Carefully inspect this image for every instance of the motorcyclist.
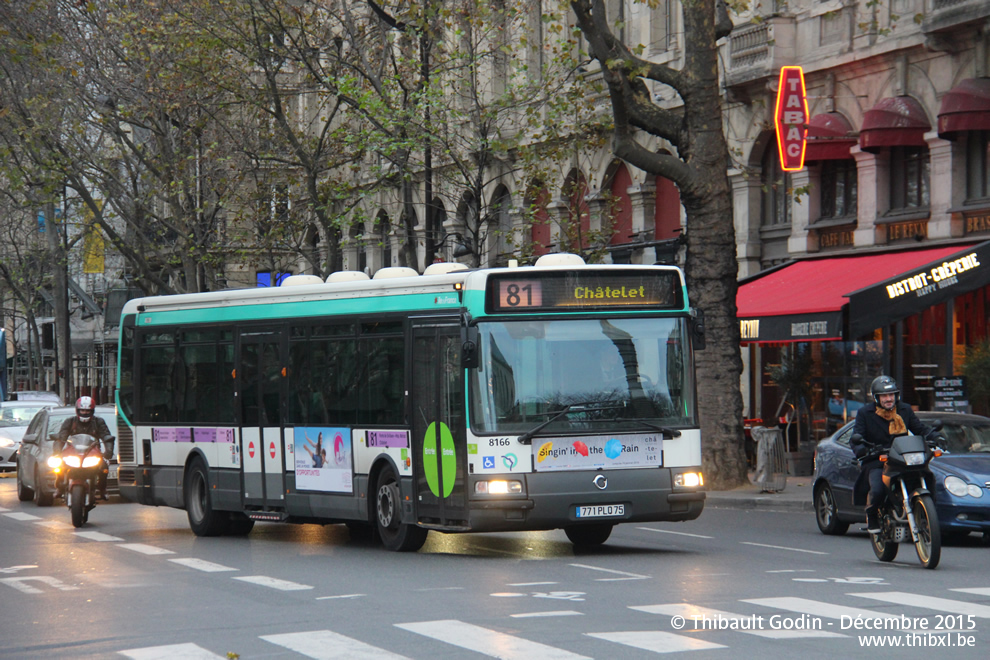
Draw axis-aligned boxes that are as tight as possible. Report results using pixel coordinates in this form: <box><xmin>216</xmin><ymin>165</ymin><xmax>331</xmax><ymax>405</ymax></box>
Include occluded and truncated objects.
<box><xmin>850</xmin><ymin>376</ymin><xmax>931</xmax><ymax>533</ymax></box>
<box><xmin>56</xmin><ymin>396</ymin><xmax>115</xmax><ymax>500</ymax></box>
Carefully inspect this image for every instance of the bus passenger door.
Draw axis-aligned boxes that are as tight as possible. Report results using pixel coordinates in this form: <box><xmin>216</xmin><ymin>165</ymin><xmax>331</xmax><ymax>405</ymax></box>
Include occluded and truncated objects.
<box><xmin>237</xmin><ymin>330</ymin><xmax>286</xmax><ymax>509</ymax></box>
<box><xmin>411</xmin><ymin>320</ymin><xmax>468</xmax><ymax>528</ymax></box>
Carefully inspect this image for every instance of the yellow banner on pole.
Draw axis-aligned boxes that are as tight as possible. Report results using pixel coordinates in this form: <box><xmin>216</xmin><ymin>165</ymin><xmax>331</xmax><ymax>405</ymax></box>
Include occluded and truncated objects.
<box><xmin>82</xmin><ymin>203</ymin><xmax>105</xmax><ymax>274</ymax></box>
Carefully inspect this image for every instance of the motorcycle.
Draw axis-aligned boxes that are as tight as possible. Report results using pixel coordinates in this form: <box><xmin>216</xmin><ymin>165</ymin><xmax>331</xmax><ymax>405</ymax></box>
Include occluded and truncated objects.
<box><xmin>49</xmin><ymin>433</ymin><xmax>108</xmax><ymax>528</ymax></box>
<box><xmin>854</xmin><ymin>425</ymin><xmax>944</xmax><ymax>569</ymax></box>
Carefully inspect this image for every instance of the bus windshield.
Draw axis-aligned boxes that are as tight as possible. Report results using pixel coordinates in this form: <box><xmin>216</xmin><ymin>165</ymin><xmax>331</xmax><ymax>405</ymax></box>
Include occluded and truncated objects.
<box><xmin>469</xmin><ymin>317</ymin><xmax>696</xmax><ymax>434</ymax></box>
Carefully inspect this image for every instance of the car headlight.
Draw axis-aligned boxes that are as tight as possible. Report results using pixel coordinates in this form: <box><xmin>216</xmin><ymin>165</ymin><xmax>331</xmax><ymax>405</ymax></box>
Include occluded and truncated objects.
<box><xmin>903</xmin><ymin>452</ymin><xmax>925</xmax><ymax>466</ymax></box>
<box><xmin>945</xmin><ymin>475</ymin><xmax>969</xmax><ymax>497</ymax></box>
<box><xmin>0</xmin><ymin>437</ymin><xmax>14</xmax><ymax>448</ymax></box>
<box><xmin>968</xmin><ymin>484</ymin><xmax>984</xmax><ymax>498</ymax></box>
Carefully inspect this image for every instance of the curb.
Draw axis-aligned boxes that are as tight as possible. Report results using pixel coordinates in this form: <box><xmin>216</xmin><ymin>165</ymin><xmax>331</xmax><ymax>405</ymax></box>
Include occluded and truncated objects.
<box><xmin>705</xmin><ymin>493</ymin><xmax>815</xmax><ymax>512</ymax></box>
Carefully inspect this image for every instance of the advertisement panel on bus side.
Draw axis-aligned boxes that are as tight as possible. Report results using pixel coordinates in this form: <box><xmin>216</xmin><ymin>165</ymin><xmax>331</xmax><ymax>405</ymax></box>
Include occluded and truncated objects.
<box><xmin>293</xmin><ymin>427</ymin><xmax>353</xmax><ymax>493</ymax></box>
<box><xmin>532</xmin><ymin>433</ymin><xmax>662</xmax><ymax>472</ymax></box>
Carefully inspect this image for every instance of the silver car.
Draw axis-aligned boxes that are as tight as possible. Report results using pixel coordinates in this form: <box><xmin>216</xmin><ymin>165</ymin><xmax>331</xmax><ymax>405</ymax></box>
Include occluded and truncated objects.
<box><xmin>16</xmin><ymin>405</ymin><xmax>118</xmax><ymax>505</ymax></box>
<box><xmin>0</xmin><ymin>401</ymin><xmax>55</xmax><ymax>472</ymax></box>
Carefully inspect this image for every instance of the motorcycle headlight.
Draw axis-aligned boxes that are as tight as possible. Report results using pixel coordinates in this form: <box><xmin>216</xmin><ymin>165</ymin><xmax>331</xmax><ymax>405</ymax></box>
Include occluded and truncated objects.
<box><xmin>945</xmin><ymin>475</ymin><xmax>969</xmax><ymax>497</ymax></box>
<box><xmin>47</xmin><ymin>456</ymin><xmax>63</xmax><ymax>469</ymax></box>
<box><xmin>62</xmin><ymin>455</ymin><xmax>82</xmax><ymax>468</ymax></box>
<box><xmin>82</xmin><ymin>455</ymin><xmax>102</xmax><ymax>468</ymax></box>
<box><xmin>903</xmin><ymin>452</ymin><xmax>925</xmax><ymax>466</ymax></box>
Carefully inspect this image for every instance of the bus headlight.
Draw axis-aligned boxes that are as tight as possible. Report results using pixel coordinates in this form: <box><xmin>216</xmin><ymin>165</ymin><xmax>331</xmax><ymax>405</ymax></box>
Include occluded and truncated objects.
<box><xmin>475</xmin><ymin>480</ymin><xmax>523</xmax><ymax>495</ymax></box>
<box><xmin>674</xmin><ymin>472</ymin><xmax>704</xmax><ymax>488</ymax></box>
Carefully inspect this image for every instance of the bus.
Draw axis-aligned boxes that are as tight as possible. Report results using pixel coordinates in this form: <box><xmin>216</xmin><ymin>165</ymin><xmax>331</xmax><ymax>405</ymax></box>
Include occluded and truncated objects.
<box><xmin>116</xmin><ymin>253</ymin><xmax>706</xmax><ymax>551</ymax></box>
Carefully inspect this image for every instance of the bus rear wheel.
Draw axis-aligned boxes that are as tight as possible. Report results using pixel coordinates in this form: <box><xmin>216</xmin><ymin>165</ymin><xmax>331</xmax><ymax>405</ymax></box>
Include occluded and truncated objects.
<box><xmin>564</xmin><ymin>523</ymin><xmax>613</xmax><ymax>548</ymax></box>
<box><xmin>185</xmin><ymin>459</ymin><xmax>229</xmax><ymax>537</ymax></box>
<box><xmin>375</xmin><ymin>464</ymin><xmax>427</xmax><ymax>552</ymax></box>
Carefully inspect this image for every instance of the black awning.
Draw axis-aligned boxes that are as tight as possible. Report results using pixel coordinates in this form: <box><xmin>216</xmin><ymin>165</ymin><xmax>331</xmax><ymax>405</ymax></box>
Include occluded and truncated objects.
<box><xmin>739</xmin><ymin>310</ymin><xmax>844</xmax><ymax>343</ymax></box>
<box><xmin>846</xmin><ymin>241</ymin><xmax>990</xmax><ymax>338</ymax></box>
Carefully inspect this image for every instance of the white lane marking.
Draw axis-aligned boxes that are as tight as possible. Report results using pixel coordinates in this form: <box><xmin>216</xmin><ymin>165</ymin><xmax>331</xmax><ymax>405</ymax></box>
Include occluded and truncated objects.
<box><xmin>315</xmin><ymin>594</ymin><xmax>365</xmax><ymax>600</ymax></box>
<box><xmin>74</xmin><ymin>531</ymin><xmax>124</xmax><ymax>542</ymax></box>
<box><xmin>168</xmin><ymin>558</ymin><xmax>237</xmax><ymax>573</ymax></box>
<box><xmin>767</xmin><ymin>569</ymin><xmax>816</xmax><ymax>574</ymax></box>
<box><xmin>632</xmin><ymin>603</ymin><xmax>845</xmax><ymax>639</ymax></box>
<box><xmin>509</xmin><ymin>581</ymin><xmax>558</xmax><ymax>586</ymax></box>
<box><xmin>586</xmin><ymin>631</ymin><xmax>726</xmax><ymax>653</ymax></box>
<box><xmin>511</xmin><ymin>610</ymin><xmax>584</xmax><ymax>618</ymax></box>
<box><xmin>3</xmin><ymin>512</ymin><xmax>42</xmax><ymax>521</ymax></box>
<box><xmin>35</xmin><ymin>520</ymin><xmax>74</xmax><ymax>530</ymax></box>
<box><xmin>850</xmin><ymin>591</ymin><xmax>990</xmax><ymax>618</ymax></box>
<box><xmin>233</xmin><ymin>575</ymin><xmax>313</xmax><ymax>591</ymax></box>
<box><xmin>0</xmin><ymin>506</ymin><xmax>9</xmax><ymax>512</ymax></box>
<box><xmin>262</xmin><ymin>630</ymin><xmax>411</xmax><ymax>659</ymax></box>
<box><xmin>570</xmin><ymin>563</ymin><xmax>650</xmax><ymax>580</ymax></box>
<box><xmin>952</xmin><ymin>588</ymin><xmax>990</xmax><ymax>596</ymax></box>
<box><xmin>397</xmin><ymin>620</ymin><xmax>592</xmax><ymax>660</ymax></box>
<box><xmin>119</xmin><ymin>543</ymin><xmax>175</xmax><ymax>556</ymax></box>
<box><xmin>740</xmin><ymin>541</ymin><xmax>828</xmax><ymax>555</ymax></box>
<box><xmin>743</xmin><ymin>597</ymin><xmax>900</xmax><ymax>620</ymax></box>
<box><xmin>637</xmin><ymin>527</ymin><xmax>714</xmax><ymax>539</ymax></box>
<box><xmin>0</xmin><ymin>576</ymin><xmax>80</xmax><ymax>594</ymax></box>
<box><xmin>119</xmin><ymin>642</ymin><xmax>224</xmax><ymax>659</ymax></box>
<box><xmin>0</xmin><ymin>565</ymin><xmax>38</xmax><ymax>574</ymax></box>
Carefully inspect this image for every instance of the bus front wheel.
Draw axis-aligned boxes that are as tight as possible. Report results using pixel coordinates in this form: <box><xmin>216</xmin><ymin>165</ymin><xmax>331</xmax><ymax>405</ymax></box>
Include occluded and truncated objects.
<box><xmin>185</xmin><ymin>459</ymin><xmax>229</xmax><ymax>537</ymax></box>
<box><xmin>564</xmin><ymin>523</ymin><xmax>613</xmax><ymax>548</ymax></box>
<box><xmin>375</xmin><ymin>464</ymin><xmax>427</xmax><ymax>552</ymax></box>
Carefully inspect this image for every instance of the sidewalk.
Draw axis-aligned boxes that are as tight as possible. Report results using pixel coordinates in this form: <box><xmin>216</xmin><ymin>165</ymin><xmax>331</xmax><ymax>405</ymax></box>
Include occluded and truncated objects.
<box><xmin>705</xmin><ymin>471</ymin><xmax>815</xmax><ymax>512</ymax></box>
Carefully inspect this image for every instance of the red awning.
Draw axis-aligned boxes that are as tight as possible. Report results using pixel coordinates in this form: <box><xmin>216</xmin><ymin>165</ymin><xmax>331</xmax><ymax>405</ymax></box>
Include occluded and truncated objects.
<box><xmin>804</xmin><ymin>112</ymin><xmax>857</xmax><ymax>161</ymax></box>
<box><xmin>938</xmin><ymin>77</ymin><xmax>990</xmax><ymax>138</ymax></box>
<box><xmin>859</xmin><ymin>96</ymin><xmax>931</xmax><ymax>152</ymax></box>
<box><xmin>737</xmin><ymin>245</ymin><xmax>974</xmax><ymax>342</ymax></box>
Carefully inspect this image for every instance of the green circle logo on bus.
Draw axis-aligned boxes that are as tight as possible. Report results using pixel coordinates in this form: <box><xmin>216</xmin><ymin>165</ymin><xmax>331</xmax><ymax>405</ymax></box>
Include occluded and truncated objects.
<box><xmin>423</xmin><ymin>421</ymin><xmax>456</xmax><ymax>498</ymax></box>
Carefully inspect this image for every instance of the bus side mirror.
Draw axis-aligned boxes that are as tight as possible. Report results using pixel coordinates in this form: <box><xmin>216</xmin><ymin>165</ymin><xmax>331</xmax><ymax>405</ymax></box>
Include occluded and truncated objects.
<box><xmin>691</xmin><ymin>308</ymin><xmax>706</xmax><ymax>350</ymax></box>
<box><xmin>462</xmin><ymin>325</ymin><xmax>479</xmax><ymax>369</ymax></box>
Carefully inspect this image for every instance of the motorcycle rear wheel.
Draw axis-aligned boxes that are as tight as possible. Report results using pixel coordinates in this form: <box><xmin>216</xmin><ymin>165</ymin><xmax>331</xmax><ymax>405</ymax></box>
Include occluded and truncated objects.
<box><xmin>913</xmin><ymin>494</ymin><xmax>941</xmax><ymax>569</ymax></box>
<box><xmin>870</xmin><ymin>511</ymin><xmax>898</xmax><ymax>562</ymax></box>
<box><xmin>70</xmin><ymin>484</ymin><xmax>86</xmax><ymax>528</ymax></box>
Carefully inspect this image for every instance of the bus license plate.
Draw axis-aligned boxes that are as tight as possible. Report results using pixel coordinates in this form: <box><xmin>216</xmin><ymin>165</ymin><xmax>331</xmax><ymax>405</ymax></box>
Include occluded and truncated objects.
<box><xmin>576</xmin><ymin>504</ymin><xmax>624</xmax><ymax>518</ymax></box>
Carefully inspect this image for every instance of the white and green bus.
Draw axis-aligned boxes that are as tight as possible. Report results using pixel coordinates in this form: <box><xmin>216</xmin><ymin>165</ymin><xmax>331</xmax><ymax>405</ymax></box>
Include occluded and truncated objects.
<box><xmin>116</xmin><ymin>253</ymin><xmax>706</xmax><ymax>551</ymax></box>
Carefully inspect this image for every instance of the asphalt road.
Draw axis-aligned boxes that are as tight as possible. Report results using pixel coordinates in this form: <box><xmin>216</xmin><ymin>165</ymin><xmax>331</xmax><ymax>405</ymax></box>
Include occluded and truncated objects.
<box><xmin>2</xmin><ymin>473</ymin><xmax>990</xmax><ymax>659</ymax></box>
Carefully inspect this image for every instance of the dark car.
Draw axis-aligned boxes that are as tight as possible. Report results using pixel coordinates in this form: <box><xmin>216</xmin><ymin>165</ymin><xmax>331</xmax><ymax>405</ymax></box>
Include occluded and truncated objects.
<box><xmin>15</xmin><ymin>405</ymin><xmax>118</xmax><ymax>506</ymax></box>
<box><xmin>813</xmin><ymin>411</ymin><xmax>990</xmax><ymax>540</ymax></box>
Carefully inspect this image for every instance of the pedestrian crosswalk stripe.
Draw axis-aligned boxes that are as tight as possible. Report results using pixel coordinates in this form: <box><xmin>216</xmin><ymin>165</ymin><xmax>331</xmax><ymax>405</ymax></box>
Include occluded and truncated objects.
<box><xmin>3</xmin><ymin>512</ymin><xmax>42</xmax><ymax>521</ymax></box>
<box><xmin>35</xmin><ymin>520</ymin><xmax>73</xmax><ymax>530</ymax></box>
<box><xmin>119</xmin><ymin>642</ymin><xmax>224</xmax><ymax>659</ymax></box>
<box><xmin>119</xmin><ymin>543</ymin><xmax>174</xmax><ymax>556</ymax></box>
<box><xmin>586</xmin><ymin>631</ymin><xmax>727</xmax><ymax>653</ymax></box>
<box><xmin>951</xmin><ymin>587</ymin><xmax>990</xmax><ymax>597</ymax></box>
<box><xmin>74</xmin><ymin>531</ymin><xmax>123</xmax><ymax>542</ymax></box>
<box><xmin>396</xmin><ymin>619</ymin><xmax>591</xmax><ymax>660</ymax></box>
<box><xmin>850</xmin><ymin>591</ymin><xmax>990</xmax><ymax>618</ymax></box>
<box><xmin>632</xmin><ymin>603</ymin><xmax>845</xmax><ymax>639</ymax></box>
<box><xmin>169</xmin><ymin>558</ymin><xmax>237</xmax><ymax>573</ymax></box>
<box><xmin>261</xmin><ymin>630</ymin><xmax>411</xmax><ymax>659</ymax></box>
<box><xmin>743</xmin><ymin>597</ymin><xmax>900</xmax><ymax>621</ymax></box>
<box><xmin>234</xmin><ymin>575</ymin><xmax>313</xmax><ymax>591</ymax></box>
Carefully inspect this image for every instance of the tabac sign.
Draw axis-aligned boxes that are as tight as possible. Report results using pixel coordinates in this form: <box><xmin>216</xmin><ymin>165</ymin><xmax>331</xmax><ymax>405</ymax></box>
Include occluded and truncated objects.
<box><xmin>774</xmin><ymin>66</ymin><xmax>809</xmax><ymax>172</ymax></box>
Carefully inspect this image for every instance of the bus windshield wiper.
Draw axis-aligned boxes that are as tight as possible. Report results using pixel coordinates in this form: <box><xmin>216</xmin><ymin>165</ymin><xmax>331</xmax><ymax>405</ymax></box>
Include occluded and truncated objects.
<box><xmin>620</xmin><ymin>419</ymin><xmax>682</xmax><ymax>439</ymax></box>
<box><xmin>516</xmin><ymin>401</ymin><xmax>621</xmax><ymax>445</ymax></box>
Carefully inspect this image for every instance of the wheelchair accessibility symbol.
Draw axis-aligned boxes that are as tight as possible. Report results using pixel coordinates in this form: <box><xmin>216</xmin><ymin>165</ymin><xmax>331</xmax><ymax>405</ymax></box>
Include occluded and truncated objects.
<box><xmin>482</xmin><ymin>456</ymin><xmax>495</xmax><ymax>469</ymax></box>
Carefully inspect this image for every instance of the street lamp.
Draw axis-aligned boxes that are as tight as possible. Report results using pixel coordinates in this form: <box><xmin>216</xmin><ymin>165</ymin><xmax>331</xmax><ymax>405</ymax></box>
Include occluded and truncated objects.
<box><xmin>435</xmin><ymin>232</ymin><xmax>472</xmax><ymax>261</ymax></box>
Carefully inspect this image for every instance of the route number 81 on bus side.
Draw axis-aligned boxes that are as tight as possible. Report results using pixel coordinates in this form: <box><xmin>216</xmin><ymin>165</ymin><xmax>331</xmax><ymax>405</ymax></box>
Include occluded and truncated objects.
<box><xmin>115</xmin><ymin>253</ymin><xmax>706</xmax><ymax>551</ymax></box>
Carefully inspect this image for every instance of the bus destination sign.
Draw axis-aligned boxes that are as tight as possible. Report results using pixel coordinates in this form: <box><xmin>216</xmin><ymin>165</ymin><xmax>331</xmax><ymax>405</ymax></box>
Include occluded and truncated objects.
<box><xmin>488</xmin><ymin>271</ymin><xmax>681</xmax><ymax>312</ymax></box>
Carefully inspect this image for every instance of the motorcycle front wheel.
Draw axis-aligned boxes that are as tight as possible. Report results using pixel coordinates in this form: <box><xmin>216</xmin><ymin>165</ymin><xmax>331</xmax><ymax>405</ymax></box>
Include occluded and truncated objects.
<box><xmin>913</xmin><ymin>494</ymin><xmax>941</xmax><ymax>569</ymax></box>
<box><xmin>70</xmin><ymin>484</ymin><xmax>86</xmax><ymax>528</ymax></box>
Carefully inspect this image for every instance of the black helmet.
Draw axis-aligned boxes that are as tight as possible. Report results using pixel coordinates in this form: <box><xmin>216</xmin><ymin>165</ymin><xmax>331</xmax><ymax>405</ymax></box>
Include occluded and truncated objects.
<box><xmin>870</xmin><ymin>376</ymin><xmax>899</xmax><ymax>405</ymax></box>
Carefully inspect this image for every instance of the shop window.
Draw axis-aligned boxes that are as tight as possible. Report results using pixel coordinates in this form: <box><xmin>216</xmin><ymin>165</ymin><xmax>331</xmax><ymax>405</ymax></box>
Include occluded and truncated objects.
<box><xmin>820</xmin><ymin>159</ymin><xmax>857</xmax><ymax>220</ymax></box>
<box><xmin>965</xmin><ymin>131</ymin><xmax>990</xmax><ymax>203</ymax></box>
<box><xmin>761</xmin><ymin>141</ymin><xmax>791</xmax><ymax>227</ymax></box>
<box><xmin>889</xmin><ymin>146</ymin><xmax>930</xmax><ymax>212</ymax></box>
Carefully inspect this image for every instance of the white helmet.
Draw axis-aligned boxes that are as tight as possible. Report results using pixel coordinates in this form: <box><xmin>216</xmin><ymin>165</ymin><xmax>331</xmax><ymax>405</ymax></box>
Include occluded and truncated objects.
<box><xmin>75</xmin><ymin>396</ymin><xmax>95</xmax><ymax>422</ymax></box>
